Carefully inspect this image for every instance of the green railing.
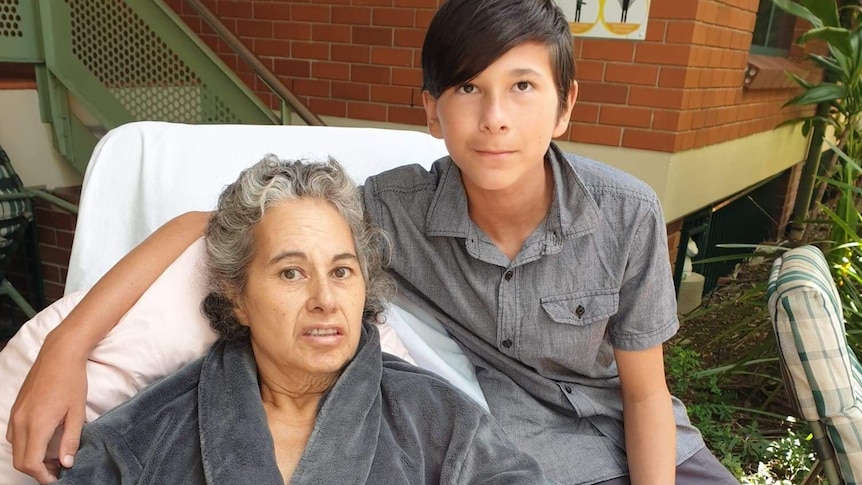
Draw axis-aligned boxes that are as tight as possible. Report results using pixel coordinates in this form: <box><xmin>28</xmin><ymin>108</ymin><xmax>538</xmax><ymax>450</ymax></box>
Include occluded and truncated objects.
<box><xmin>0</xmin><ymin>0</ymin><xmax>319</xmax><ymax>173</ymax></box>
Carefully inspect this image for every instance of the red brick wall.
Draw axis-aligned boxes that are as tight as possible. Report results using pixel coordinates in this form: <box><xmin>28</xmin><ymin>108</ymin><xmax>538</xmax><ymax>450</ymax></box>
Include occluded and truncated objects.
<box><xmin>576</xmin><ymin>0</ymin><xmax>812</xmax><ymax>152</ymax></box>
<box><xmin>34</xmin><ymin>191</ymin><xmax>78</xmax><ymax>304</ymax></box>
<box><xmin>167</xmin><ymin>0</ymin><xmax>438</xmax><ymax>126</ymax></box>
<box><xmin>166</xmin><ymin>0</ymin><xmax>814</xmax><ymax>153</ymax></box>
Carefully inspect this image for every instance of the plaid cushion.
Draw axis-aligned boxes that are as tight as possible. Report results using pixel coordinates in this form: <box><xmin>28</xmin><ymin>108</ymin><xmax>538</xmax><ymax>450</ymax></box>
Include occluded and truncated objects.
<box><xmin>767</xmin><ymin>245</ymin><xmax>862</xmax><ymax>484</ymax></box>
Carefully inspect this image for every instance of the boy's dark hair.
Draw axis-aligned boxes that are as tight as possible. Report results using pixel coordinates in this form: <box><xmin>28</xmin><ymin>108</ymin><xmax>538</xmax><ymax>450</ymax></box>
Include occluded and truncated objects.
<box><xmin>421</xmin><ymin>0</ymin><xmax>576</xmax><ymax>114</ymax></box>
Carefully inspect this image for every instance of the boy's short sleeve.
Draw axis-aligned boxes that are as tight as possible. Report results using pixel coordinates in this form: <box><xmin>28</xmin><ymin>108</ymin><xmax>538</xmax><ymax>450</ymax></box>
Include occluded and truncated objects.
<box><xmin>607</xmin><ymin>198</ymin><xmax>679</xmax><ymax>351</ymax></box>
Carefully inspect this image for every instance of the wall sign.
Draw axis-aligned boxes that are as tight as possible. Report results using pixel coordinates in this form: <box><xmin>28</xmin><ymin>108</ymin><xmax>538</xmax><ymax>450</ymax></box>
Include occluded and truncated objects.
<box><xmin>556</xmin><ymin>0</ymin><xmax>651</xmax><ymax>40</ymax></box>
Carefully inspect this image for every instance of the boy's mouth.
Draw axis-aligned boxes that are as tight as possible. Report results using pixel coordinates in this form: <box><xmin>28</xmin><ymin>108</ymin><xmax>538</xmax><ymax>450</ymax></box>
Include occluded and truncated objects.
<box><xmin>475</xmin><ymin>149</ymin><xmax>515</xmax><ymax>156</ymax></box>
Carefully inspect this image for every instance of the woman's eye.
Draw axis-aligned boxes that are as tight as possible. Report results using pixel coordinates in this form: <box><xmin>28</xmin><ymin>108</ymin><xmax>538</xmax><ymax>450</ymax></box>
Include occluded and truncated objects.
<box><xmin>457</xmin><ymin>84</ymin><xmax>475</xmax><ymax>94</ymax></box>
<box><xmin>515</xmin><ymin>81</ymin><xmax>531</xmax><ymax>91</ymax></box>
<box><xmin>281</xmin><ymin>268</ymin><xmax>301</xmax><ymax>280</ymax></box>
<box><xmin>332</xmin><ymin>267</ymin><xmax>354</xmax><ymax>279</ymax></box>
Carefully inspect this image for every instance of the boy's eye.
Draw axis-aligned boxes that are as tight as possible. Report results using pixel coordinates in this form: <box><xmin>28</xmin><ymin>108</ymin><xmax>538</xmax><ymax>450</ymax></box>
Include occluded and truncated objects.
<box><xmin>515</xmin><ymin>81</ymin><xmax>531</xmax><ymax>91</ymax></box>
<box><xmin>332</xmin><ymin>267</ymin><xmax>354</xmax><ymax>279</ymax></box>
<box><xmin>457</xmin><ymin>84</ymin><xmax>475</xmax><ymax>94</ymax></box>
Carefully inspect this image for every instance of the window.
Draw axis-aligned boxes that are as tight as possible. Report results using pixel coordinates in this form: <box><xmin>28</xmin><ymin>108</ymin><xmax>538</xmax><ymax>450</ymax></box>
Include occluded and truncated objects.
<box><xmin>750</xmin><ymin>0</ymin><xmax>797</xmax><ymax>56</ymax></box>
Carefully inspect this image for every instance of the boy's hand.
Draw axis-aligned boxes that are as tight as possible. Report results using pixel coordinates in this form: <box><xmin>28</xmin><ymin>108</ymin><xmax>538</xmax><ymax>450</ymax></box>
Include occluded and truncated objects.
<box><xmin>7</xmin><ymin>335</ymin><xmax>88</xmax><ymax>484</ymax></box>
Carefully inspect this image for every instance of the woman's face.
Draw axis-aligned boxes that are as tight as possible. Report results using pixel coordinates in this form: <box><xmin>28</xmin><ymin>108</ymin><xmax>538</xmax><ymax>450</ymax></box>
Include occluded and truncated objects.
<box><xmin>234</xmin><ymin>198</ymin><xmax>366</xmax><ymax>382</ymax></box>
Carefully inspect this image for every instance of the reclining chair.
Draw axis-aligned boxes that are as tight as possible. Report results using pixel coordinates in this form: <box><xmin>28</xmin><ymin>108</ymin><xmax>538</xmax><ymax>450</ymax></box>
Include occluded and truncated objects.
<box><xmin>0</xmin><ymin>121</ymin><xmax>490</xmax><ymax>484</ymax></box>
<box><xmin>767</xmin><ymin>245</ymin><xmax>862</xmax><ymax>485</ymax></box>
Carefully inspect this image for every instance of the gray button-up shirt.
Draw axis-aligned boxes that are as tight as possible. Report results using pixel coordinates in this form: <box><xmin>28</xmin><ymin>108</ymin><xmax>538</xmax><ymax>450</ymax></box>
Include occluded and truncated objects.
<box><xmin>363</xmin><ymin>144</ymin><xmax>705</xmax><ymax>484</ymax></box>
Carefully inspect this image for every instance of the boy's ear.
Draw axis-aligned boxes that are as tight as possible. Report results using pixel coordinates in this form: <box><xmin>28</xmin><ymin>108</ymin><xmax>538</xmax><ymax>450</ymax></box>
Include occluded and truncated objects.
<box><xmin>422</xmin><ymin>91</ymin><xmax>444</xmax><ymax>139</ymax></box>
<box><xmin>553</xmin><ymin>81</ymin><xmax>579</xmax><ymax>138</ymax></box>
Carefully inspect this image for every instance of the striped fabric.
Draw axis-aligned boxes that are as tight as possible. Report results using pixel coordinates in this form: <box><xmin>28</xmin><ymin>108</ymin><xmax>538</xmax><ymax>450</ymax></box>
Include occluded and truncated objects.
<box><xmin>767</xmin><ymin>245</ymin><xmax>862</xmax><ymax>484</ymax></box>
<box><xmin>0</xmin><ymin>148</ymin><xmax>29</xmax><ymax>246</ymax></box>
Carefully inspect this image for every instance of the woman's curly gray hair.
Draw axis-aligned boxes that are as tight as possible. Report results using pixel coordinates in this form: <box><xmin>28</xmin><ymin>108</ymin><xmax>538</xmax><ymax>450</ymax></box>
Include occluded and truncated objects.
<box><xmin>201</xmin><ymin>155</ymin><xmax>393</xmax><ymax>341</ymax></box>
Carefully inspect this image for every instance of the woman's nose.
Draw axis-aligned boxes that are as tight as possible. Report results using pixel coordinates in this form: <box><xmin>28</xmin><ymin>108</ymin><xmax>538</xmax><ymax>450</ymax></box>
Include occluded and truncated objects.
<box><xmin>307</xmin><ymin>278</ymin><xmax>336</xmax><ymax>313</ymax></box>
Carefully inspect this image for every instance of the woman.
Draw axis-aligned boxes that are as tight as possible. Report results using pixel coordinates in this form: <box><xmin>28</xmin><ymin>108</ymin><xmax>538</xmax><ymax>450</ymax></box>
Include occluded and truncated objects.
<box><xmin>54</xmin><ymin>156</ymin><xmax>549</xmax><ymax>484</ymax></box>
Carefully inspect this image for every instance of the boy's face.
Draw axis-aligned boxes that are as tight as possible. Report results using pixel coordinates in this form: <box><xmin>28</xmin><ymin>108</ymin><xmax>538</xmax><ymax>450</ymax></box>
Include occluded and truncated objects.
<box><xmin>423</xmin><ymin>42</ymin><xmax>576</xmax><ymax>195</ymax></box>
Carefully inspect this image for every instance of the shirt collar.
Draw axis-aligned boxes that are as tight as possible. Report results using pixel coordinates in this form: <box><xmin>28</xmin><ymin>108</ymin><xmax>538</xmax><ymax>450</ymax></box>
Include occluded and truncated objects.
<box><xmin>425</xmin><ymin>143</ymin><xmax>601</xmax><ymax>242</ymax></box>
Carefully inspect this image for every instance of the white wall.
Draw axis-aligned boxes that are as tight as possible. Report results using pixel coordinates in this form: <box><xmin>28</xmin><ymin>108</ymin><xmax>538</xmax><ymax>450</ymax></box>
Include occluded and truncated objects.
<box><xmin>0</xmin><ymin>89</ymin><xmax>84</xmax><ymax>189</ymax></box>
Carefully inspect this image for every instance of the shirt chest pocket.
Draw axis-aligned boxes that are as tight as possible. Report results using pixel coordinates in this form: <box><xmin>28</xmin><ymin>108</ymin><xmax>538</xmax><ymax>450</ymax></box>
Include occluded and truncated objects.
<box><xmin>540</xmin><ymin>289</ymin><xmax>620</xmax><ymax>326</ymax></box>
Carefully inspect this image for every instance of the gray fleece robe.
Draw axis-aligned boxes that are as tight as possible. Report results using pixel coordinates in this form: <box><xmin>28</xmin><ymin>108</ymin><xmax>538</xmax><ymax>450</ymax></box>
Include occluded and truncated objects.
<box><xmin>56</xmin><ymin>323</ymin><xmax>551</xmax><ymax>484</ymax></box>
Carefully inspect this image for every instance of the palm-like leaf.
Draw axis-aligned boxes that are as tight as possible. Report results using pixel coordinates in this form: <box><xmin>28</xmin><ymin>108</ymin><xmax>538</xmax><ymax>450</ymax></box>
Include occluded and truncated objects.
<box><xmin>783</xmin><ymin>82</ymin><xmax>847</xmax><ymax>107</ymax></box>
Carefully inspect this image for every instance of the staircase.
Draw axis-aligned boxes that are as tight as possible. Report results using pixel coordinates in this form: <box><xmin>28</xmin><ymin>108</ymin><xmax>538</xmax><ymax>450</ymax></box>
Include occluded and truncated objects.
<box><xmin>0</xmin><ymin>0</ymin><xmax>318</xmax><ymax>173</ymax></box>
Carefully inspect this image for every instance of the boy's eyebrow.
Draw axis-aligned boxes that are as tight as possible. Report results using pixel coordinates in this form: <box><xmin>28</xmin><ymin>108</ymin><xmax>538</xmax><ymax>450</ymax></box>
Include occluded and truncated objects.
<box><xmin>509</xmin><ymin>68</ymin><xmax>543</xmax><ymax>77</ymax></box>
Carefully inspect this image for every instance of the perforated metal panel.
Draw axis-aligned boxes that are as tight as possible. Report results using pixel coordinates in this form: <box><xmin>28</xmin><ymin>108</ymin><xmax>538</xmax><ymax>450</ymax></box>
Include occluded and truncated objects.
<box><xmin>0</xmin><ymin>0</ymin><xmax>40</xmax><ymax>62</ymax></box>
<box><xmin>0</xmin><ymin>0</ymin><xmax>22</xmax><ymax>38</ymax></box>
<box><xmin>67</xmin><ymin>0</ymin><xmax>240</xmax><ymax>123</ymax></box>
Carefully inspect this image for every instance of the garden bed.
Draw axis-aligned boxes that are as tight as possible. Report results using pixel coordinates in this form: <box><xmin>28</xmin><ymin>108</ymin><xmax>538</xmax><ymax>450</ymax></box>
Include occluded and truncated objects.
<box><xmin>668</xmin><ymin>255</ymin><xmax>820</xmax><ymax>482</ymax></box>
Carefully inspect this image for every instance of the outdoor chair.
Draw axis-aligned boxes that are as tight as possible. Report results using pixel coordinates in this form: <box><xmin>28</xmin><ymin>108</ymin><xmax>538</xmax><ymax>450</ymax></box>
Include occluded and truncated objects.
<box><xmin>0</xmin><ymin>145</ymin><xmax>39</xmax><ymax>333</ymax></box>
<box><xmin>767</xmin><ymin>245</ymin><xmax>862</xmax><ymax>485</ymax></box>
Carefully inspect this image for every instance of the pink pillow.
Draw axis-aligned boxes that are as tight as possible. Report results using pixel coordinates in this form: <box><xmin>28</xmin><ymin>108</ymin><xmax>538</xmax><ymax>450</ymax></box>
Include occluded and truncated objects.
<box><xmin>0</xmin><ymin>240</ymin><xmax>215</xmax><ymax>484</ymax></box>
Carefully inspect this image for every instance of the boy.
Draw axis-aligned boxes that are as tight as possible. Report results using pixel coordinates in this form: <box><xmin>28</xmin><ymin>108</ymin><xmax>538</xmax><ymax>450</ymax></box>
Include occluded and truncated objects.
<box><xmin>10</xmin><ymin>0</ymin><xmax>737</xmax><ymax>483</ymax></box>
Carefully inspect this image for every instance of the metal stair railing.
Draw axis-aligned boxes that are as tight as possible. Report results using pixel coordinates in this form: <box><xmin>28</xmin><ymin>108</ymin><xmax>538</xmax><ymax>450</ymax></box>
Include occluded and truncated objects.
<box><xmin>183</xmin><ymin>0</ymin><xmax>324</xmax><ymax>127</ymax></box>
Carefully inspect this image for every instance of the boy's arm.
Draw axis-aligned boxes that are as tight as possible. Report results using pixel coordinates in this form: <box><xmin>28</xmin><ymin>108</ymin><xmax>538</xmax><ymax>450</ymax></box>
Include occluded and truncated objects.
<box><xmin>615</xmin><ymin>345</ymin><xmax>676</xmax><ymax>484</ymax></box>
<box><xmin>5</xmin><ymin>211</ymin><xmax>210</xmax><ymax>484</ymax></box>
<box><xmin>607</xmin><ymin>192</ymin><xmax>679</xmax><ymax>484</ymax></box>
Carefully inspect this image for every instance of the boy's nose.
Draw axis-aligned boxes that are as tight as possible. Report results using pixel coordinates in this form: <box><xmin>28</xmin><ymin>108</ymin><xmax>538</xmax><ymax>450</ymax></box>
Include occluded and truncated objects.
<box><xmin>479</xmin><ymin>95</ymin><xmax>509</xmax><ymax>133</ymax></box>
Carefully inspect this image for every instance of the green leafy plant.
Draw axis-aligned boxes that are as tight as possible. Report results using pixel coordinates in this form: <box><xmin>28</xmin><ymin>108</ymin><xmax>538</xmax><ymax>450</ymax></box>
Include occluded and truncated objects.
<box><xmin>741</xmin><ymin>426</ymin><xmax>818</xmax><ymax>484</ymax></box>
<box><xmin>774</xmin><ymin>0</ymin><xmax>862</xmax><ymax>240</ymax></box>
<box><xmin>665</xmin><ymin>346</ymin><xmax>773</xmax><ymax>478</ymax></box>
<box><xmin>816</xmin><ymin>142</ymin><xmax>862</xmax><ymax>351</ymax></box>
<box><xmin>772</xmin><ymin>0</ymin><xmax>862</xmax><ymax>352</ymax></box>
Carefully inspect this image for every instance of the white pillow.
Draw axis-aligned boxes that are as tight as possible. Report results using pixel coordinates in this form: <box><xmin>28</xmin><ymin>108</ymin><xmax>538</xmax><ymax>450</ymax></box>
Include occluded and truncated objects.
<box><xmin>0</xmin><ymin>239</ymin><xmax>415</xmax><ymax>484</ymax></box>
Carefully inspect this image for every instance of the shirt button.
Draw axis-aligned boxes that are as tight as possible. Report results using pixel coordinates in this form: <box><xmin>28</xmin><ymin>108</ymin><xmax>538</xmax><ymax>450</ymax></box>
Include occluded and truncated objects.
<box><xmin>575</xmin><ymin>305</ymin><xmax>586</xmax><ymax>318</ymax></box>
<box><xmin>564</xmin><ymin>385</ymin><xmax>572</xmax><ymax>394</ymax></box>
<box><xmin>504</xmin><ymin>270</ymin><xmax>514</xmax><ymax>281</ymax></box>
<box><xmin>501</xmin><ymin>339</ymin><xmax>513</xmax><ymax>348</ymax></box>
